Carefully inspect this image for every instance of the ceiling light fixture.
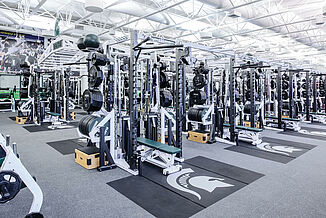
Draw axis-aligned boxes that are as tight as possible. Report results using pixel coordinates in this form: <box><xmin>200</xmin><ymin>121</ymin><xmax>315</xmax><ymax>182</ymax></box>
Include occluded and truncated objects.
<box><xmin>315</xmin><ymin>16</ymin><xmax>325</xmax><ymax>25</ymax></box>
<box><xmin>85</xmin><ymin>0</ymin><xmax>104</xmax><ymax>13</ymax></box>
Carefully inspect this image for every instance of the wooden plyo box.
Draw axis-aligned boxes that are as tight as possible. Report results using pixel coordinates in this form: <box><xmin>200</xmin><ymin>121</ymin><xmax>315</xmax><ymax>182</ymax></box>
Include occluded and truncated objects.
<box><xmin>16</xmin><ymin>116</ymin><xmax>27</xmax><ymax>124</ymax></box>
<box><xmin>187</xmin><ymin>130</ymin><xmax>210</xmax><ymax>143</ymax></box>
<box><xmin>243</xmin><ymin>121</ymin><xmax>260</xmax><ymax>128</ymax></box>
<box><xmin>75</xmin><ymin>147</ymin><xmax>103</xmax><ymax>170</ymax></box>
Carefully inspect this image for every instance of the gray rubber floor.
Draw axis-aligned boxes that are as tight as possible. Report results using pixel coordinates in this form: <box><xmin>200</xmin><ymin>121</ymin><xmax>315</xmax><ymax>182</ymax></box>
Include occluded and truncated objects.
<box><xmin>1</xmin><ymin>111</ymin><xmax>326</xmax><ymax>218</ymax></box>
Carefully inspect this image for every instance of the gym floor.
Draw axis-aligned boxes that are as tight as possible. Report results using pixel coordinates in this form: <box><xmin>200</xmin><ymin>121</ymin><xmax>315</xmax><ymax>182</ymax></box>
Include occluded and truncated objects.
<box><xmin>1</xmin><ymin>112</ymin><xmax>326</xmax><ymax>218</ymax></box>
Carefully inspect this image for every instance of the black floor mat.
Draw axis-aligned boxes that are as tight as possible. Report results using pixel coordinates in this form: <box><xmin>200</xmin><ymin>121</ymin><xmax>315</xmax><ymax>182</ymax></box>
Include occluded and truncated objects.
<box><xmin>8</xmin><ymin>116</ymin><xmax>16</xmax><ymax>121</ymax></box>
<box><xmin>46</xmin><ymin>138</ymin><xmax>87</xmax><ymax>155</ymax></box>
<box><xmin>77</xmin><ymin>112</ymin><xmax>88</xmax><ymax>115</ymax></box>
<box><xmin>185</xmin><ymin>156</ymin><xmax>264</xmax><ymax>184</ymax></box>
<box><xmin>225</xmin><ymin>140</ymin><xmax>313</xmax><ymax>164</ymax></box>
<box><xmin>109</xmin><ymin>176</ymin><xmax>203</xmax><ymax>218</ymax></box>
<box><xmin>301</xmin><ymin>126</ymin><xmax>326</xmax><ymax>132</ymax></box>
<box><xmin>262</xmin><ymin>137</ymin><xmax>316</xmax><ymax>149</ymax></box>
<box><xmin>74</xmin><ymin>110</ymin><xmax>88</xmax><ymax>115</ymax></box>
<box><xmin>278</xmin><ymin>130</ymin><xmax>326</xmax><ymax>141</ymax></box>
<box><xmin>108</xmin><ymin>156</ymin><xmax>263</xmax><ymax>218</ymax></box>
<box><xmin>23</xmin><ymin>122</ymin><xmax>78</xmax><ymax>132</ymax></box>
<box><xmin>305</xmin><ymin>122</ymin><xmax>326</xmax><ymax>127</ymax></box>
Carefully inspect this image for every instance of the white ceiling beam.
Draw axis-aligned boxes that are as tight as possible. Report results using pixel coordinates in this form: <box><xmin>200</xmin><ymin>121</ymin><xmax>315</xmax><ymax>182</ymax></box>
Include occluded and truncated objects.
<box><xmin>151</xmin><ymin>0</ymin><xmax>264</xmax><ymax>34</ymax></box>
<box><xmin>99</xmin><ymin>0</ymin><xmax>190</xmax><ymax>36</ymax></box>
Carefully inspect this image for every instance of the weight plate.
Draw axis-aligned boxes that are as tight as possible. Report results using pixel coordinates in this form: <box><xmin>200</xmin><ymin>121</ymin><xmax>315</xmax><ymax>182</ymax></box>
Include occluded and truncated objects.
<box><xmin>0</xmin><ymin>171</ymin><xmax>22</xmax><ymax>203</ymax></box>
<box><xmin>88</xmin><ymin>66</ymin><xmax>103</xmax><ymax>88</ymax></box>
<box><xmin>193</xmin><ymin>74</ymin><xmax>206</xmax><ymax>89</ymax></box>
<box><xmin>160</xmin><ymin>90</ymin><xmax>173</xmax><ymax>107</ymax></box>
<box><xmin>160</xmin><ymin>72</ymin><xmax>169</xmax><ymax>88</ymax></box>
<box><xmin>189</xmin><ymin>90</ymin><xmax>207</xmax><ymax>105</ymax></box>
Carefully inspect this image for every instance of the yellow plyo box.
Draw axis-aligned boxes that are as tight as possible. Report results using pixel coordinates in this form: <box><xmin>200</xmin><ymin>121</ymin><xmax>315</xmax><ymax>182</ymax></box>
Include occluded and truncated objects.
<box><xmin>75</xmin><ymin>147</ymin><xmax>101</xmax><ymax>170</ymax></box>
<box><xmin>187</xmin><ymin>130</ymin><xmax>210</xmax><ymax>143</ymax></box>
<box><xmin>16</xmin><ymin>116</ymin><xmax>27</xmax><ymax>124</ymax></box>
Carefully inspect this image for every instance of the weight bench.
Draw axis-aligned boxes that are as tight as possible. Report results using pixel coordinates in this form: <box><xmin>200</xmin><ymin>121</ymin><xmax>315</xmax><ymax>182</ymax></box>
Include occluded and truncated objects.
<box><xmin>298</xmin><ymin>112</ymin><xmax>326</xmax><ymax>124</ymax></box>
<box><xmin>266</xmin><ymin>116</ymin><xmax>300</xmax><ymax>122</ymax></box>
<box><xmin>45</xmin><ymin>112</ymin><xmax>62</xmax><ymax>129</ymax></box>
<box><xmin>223</xmin><ymin>124</ymin><xmax>263</xmax><ymax>145</ymax></box>
<box><xmin>137</xmin><ymin>137</ymin><xmax>182</xmax><ymax>175</ymax></box>
<box><xmin>265</xmin><ymin>116</ymin><xmax>300</xmax><ymax>131</ymax></box>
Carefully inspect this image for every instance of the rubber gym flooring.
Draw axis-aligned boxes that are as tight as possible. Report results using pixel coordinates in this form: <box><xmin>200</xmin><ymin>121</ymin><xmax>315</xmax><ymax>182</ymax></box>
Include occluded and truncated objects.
<box><xmin>1</xmin><ymin>111</ymin><xmax>326</xmax><ymax>217</ymax></box>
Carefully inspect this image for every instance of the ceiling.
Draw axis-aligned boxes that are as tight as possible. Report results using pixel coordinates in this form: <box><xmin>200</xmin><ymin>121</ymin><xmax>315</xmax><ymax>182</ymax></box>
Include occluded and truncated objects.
<box><xmin>0</xmin><ymin>0</ymin><xmax>326</xmax><ymax>70</ymax></box>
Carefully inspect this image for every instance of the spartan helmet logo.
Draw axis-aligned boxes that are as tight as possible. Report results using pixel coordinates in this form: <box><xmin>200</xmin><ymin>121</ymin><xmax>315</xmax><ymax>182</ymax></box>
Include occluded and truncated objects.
<box><xmin>167</xmin><ymin>168</ymin><xmax>234</xmax><ymax>200</ymax></box>
<box><xmin>257</xmin><ymin>143</ymin><xmax>302</xmax><ymax>156</ymax></box>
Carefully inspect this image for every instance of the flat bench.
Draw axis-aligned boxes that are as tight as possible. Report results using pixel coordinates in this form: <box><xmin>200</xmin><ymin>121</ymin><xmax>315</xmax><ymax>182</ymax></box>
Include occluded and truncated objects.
<box><xmin>298</xmin><ymin>111</ymin><xmax>326</xmax><ymax>116</ymax></box>
<box><xmin>223</xmin><ymin>124</ymin><xmax>263</xmax><ymax>132</ymax></box>
<box><xmin>311</xmin><ymin>112</ymin><xmax>326</xmax><ymax>116</ymax></box>
<box><xmin>265</xmin><ymin>116</ymin><xmax>300</xmax><ymax>122</ymax></box>
<box><xmin>137</xmin><ymin>137</ymin><xmax>181</xmax><ymax>154</ymax></box>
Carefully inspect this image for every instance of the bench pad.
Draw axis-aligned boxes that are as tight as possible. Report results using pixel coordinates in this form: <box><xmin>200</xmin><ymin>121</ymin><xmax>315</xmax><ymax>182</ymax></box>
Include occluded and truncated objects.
<box><xmin>236</xmin><ymin>126</ymin><xmax>263</xmax><ymax>132</ymax></box>
<box><xmin>223</xmin><ymin>124</ymin><xmax>263</xmax><ymax>132</ymax></box>
<box><xmin>46</xmin><ymin>112</ymin><xmax>61</xmax><ymax>117</ymax></box>
<box><xmin>266</xmin><ymin>116</ymin><xmax>300</xmax><ymax>122</ymax></box>
<box><xmin>137</xmin><ymin>137</ymin><xmax>181</xmax><ymax>154</ymax></box>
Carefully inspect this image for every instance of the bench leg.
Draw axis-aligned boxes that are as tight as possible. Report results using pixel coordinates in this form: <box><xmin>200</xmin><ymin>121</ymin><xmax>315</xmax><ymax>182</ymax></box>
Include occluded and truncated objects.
<box><xmin>143</xmin><ymin>150</ymin><xmax>182</xmax><ymax>175</ymax></box>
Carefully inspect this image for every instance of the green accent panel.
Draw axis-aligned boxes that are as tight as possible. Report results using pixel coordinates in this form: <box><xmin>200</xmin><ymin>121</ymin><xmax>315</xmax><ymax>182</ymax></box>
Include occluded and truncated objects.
<box><xmin>13</xmin><ymin>91</ymin><xmax>20</xmax><ymax>99</ymax></box>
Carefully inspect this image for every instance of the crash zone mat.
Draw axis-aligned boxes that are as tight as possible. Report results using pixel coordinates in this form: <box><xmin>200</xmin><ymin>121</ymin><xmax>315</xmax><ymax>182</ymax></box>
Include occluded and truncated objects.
<box><xmin>23</xmin><ymin>122</ymin><xmax>78</xmax><ymax>132</ymax></box>
<box><xmin>278</xmin><ymin>128</ymin><xmax>326</xmax><ymax>141</ymax></box>
<box><xmin>225</xmin><ymin>138</ymin><xmax>315</xmax><ymax>164</ymax></box>
<box><xmin>46</xmin><ymin>138</ymin><xmax>87</xmax><ymax>155</ymax></box>
<box><xmin>107</xmin><ymin>156</ymin><xmax>263</xmax><ymax>218</ymax></box>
